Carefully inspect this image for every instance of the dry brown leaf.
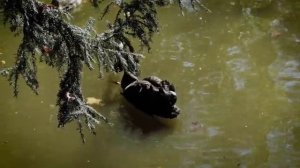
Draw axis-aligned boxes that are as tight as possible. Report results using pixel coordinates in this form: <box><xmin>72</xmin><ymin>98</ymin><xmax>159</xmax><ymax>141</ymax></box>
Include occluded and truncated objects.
<box><xmin>86</xmin><ymin>97</ymin><xmax>103</xmax><ymax>106</ymax></box>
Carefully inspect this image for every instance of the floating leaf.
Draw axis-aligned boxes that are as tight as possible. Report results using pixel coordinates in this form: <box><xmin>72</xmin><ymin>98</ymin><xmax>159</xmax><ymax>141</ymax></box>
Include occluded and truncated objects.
<box><xmin>86</xmin><ymin>97</ymin><xmax>103</xmax><ymax>106</ymax></box>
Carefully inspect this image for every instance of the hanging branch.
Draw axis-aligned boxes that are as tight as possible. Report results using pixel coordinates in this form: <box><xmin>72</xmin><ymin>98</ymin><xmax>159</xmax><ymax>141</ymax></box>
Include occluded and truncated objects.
<box><xmin>0</xmin><ymin>0</ymin><xmax>204</xmax><ymax>141</ymax></box>
<box><xmin>100</xmin><ymin>0</ymin><xmax>203</xmax><ymax>51</ymax></box>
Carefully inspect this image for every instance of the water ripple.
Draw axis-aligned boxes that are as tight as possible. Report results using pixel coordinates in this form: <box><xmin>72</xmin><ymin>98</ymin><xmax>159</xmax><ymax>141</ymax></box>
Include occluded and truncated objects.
<box><xmin>269</xmin><ymin>58</ymin><xmax>300</xmax><ymax>102</ymax></box>
<box><xmin>226</xmin><ymin>45</ymin><xmax>252</xmax><ymax>90</ymax></box>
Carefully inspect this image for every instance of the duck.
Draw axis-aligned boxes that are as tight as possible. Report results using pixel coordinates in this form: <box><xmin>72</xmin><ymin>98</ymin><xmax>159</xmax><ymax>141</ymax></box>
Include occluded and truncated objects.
<box><xmin>51</xmin><ymin>0</ymin><xmax>82</xmax><ymax>11</ymax></box>
<box><xmin>121</xmin><ymin>71</ymin><xmax>180</xmax><ymax>119</ymax></box>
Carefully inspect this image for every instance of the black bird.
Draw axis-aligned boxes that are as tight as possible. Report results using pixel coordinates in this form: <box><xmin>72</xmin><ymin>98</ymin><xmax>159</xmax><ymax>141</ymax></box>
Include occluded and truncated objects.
<box><xmin>121</xmin><ymin>71</ymin><xmax>180</xmax><ymax>119</ymax></box>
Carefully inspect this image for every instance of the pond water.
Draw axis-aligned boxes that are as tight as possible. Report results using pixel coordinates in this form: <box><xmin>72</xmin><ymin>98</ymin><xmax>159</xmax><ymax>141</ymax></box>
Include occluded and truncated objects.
<box><xmin>1</xmin><ymin>0</ymin><xmax>300</xmax><ymax>168</ymax></box>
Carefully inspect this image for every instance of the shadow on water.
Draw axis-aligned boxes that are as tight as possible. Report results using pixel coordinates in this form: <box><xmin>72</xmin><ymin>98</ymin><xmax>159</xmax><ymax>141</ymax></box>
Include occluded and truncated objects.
<box><xmin>118</xmin><ymin>98</ymin><xmax>177</xmax><ymax>135</ymax></box>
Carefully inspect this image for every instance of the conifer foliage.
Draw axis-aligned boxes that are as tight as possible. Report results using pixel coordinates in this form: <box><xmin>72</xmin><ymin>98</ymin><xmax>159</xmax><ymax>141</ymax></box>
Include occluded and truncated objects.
<box><xmin>0</xmin><ymin>0</ymin><xmax>201</xmax><ymax>140</ymax></box>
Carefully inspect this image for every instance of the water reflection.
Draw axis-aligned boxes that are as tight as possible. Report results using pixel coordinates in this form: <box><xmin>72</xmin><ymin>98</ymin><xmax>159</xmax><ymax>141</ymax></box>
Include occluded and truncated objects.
<box><xmin>226</xmin><ymin>45</ymin><xmax>252</xmax><ymax>90</ymax></box>
<box><xmin>266</xmin><ymin>119</ymin><xmax>300</xmax><ymax>167</ymax></box>
<box><xmin>118</xmin><ymin>99</ymin><xmax>177</xmax><ymax>135</ymax></box>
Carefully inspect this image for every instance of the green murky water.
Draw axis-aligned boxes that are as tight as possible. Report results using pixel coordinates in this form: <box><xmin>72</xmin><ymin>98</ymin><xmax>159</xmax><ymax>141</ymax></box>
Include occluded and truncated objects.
<box><xmin>1</xmin><ymin>1</ymin><xmax>300</xmax><ymax>167</ymax></box>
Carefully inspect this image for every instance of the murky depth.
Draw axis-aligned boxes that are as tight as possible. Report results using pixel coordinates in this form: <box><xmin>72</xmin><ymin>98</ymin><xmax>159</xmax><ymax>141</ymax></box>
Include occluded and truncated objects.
<box><xmin>1</xmin><ymin>1</ymin><xmax>300</xmax><ymax>168</ymax></box>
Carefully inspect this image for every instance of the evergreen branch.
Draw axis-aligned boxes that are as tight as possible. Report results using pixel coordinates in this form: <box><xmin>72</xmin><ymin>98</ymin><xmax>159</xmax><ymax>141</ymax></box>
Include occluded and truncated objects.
<box><xmin>104</xmin><ymin>49</ymin><xmax>144</xmax><ymax>58</ymax></box>
<box><xmin>101</xmin><ymin>0</ymin><xmax>160</xmax><ymax>50</ymax></box>
<box><xmin>1</xmin><ymin>0</ymin><xmax>201</xmax><ymax>140</ymax></box>
<box><xmin>100</xmin><ymin>2</ymin><xmax>114</xmax><ymax>20</ymax></box>
<box><xmin>2</xmin><ymin>0</ymin><xmax>118</xmax><ymax>138</ymax></box>
<box><xmin>0</xmin><ymin>68</ymin><xmax>14</xmax><ymax>77</ymax></box>
<box><xmin>77</xmin><ymin>120</ymin><xmax>86</xmax><ymax>143</ymax></box>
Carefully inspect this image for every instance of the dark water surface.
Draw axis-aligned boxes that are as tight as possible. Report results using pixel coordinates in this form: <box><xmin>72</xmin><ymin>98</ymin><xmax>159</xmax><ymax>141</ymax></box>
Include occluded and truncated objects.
<box><xmin>1</xmin><ymin>1</ymin><xmax>300</xmax><ymax>167</ymax></box>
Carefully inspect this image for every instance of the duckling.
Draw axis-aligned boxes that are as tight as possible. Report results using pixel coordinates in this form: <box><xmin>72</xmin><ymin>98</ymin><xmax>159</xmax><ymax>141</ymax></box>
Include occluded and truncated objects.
<box><xmin>121</xmin><ymin>71</ymin><xmax>180</xmax><ymax>119</ymax></box>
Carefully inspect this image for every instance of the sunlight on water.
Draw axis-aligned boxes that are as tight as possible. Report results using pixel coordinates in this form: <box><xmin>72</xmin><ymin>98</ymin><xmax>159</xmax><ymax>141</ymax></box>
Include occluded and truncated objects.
<box><xmin>1</xmin><ymin>0</ymin><xmax>300</xmax><ymax>168</ymax></box>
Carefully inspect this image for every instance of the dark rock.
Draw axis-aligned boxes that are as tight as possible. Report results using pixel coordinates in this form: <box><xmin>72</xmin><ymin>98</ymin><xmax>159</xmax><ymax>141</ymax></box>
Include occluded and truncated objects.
<box><xmin>121</xmin><ymin>71</ymin><xmax>180</xmax><ymax>119</ymax></box>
